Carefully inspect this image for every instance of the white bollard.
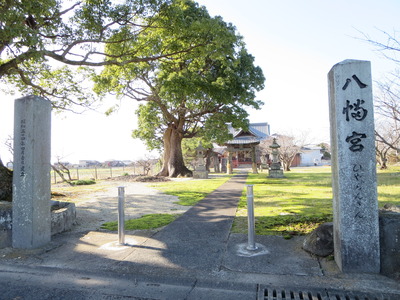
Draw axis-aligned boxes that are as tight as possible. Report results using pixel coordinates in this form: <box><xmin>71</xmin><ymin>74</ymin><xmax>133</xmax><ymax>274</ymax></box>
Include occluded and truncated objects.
<box><xmin>246</xmin><ymin>185</ymin><xmax>258</xmax><ymax>251</ymax></box>
<box><xmin>118</xmin><ymin>186</ymin><xmax>125</xmax><ymax>245</ymax></box>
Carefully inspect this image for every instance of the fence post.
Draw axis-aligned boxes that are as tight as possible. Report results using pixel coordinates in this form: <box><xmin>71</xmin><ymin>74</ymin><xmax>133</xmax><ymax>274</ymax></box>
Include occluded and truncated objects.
<box><xmin>118</xmin><ymin>186</ymin><xmax>125</xmax><ymax>245</ymax></box>
<box><xmin>76</xmin><ymin>168</ymin><xmax>79</xmax><ymax>180</ymax></box>
<box><xmin>95</xmin><ymin>166</ymin><xmax>98</xmax><ymax>180</ymax></box>
<box><xmin>246</xmin><ymin>185</ymin><xmax>257</xmax><ymax>251</ymax></box>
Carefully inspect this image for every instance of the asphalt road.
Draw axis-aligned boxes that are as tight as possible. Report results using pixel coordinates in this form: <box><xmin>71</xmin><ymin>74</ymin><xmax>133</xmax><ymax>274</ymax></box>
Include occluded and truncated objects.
<box><xmin>0</xmin><ymin>264</ymin><xmax>256</xmax><ymax>300</ymax></box>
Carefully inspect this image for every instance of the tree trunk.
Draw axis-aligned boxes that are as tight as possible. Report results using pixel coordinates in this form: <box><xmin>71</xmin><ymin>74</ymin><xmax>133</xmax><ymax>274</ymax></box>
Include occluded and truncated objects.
<box><xmin>0</xmin><ymin>157</ymin><xmax>13</xmax><ymax>202</ymax></box>
<box><xmin>51</xmin><ymin>165</ymin><xmax>73</xmax><ymax>185</ymax></box>
<box><xmin>157</xmin><ymin>128</ymin><xmax>172</xmax><ymax>177</ymax></box>
<box><xmin>157</xmin><ymin>126</ymin><xmax>192</xmax><ymax>178</ymax></box>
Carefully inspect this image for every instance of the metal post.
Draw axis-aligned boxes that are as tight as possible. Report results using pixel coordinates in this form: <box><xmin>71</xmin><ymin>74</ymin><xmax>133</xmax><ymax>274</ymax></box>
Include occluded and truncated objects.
<box><xmin>246</xmin><ymin>185</ymin><xmax>257</xmax><ymax>250</ymax></box>
<box><xmin>118</xmin><ymin>186</ymin><xmax>125</xmax><ymax>245</ymax></box>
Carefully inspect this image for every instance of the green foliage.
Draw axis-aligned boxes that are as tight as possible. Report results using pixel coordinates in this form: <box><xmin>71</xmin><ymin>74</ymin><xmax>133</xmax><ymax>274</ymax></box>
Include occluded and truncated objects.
<box><xmin>181</xmin><ymin>137</ymin><xmax>213</xmax><ymax>164</ymax></box>
<box><xmin>101</xmin><ymin>213</ymin><xmax>179</xmax><ymax>231</ymax></box>
<box><xmin>70</xmin><ymin>179</ymin><xmax>96</xmax><ymax>186</ymax></box>
<box><xmin>0</xmin><ymin>0</ymin><xmax>174</xmax><ymax>110</ymax></box>
<box><xmin>153</xmin><ymin>174</ymin><xmax>233</xmax><ymax>206</ymax></box>
<box><xmin>95</xmin><ymin>0</ymin><xmax>265</xmax><ymax>150</ymax></box>
<box><xmin>131</xmin><ymin>101</ymin><xmax>164</xmax><ymax>151</ymax></box>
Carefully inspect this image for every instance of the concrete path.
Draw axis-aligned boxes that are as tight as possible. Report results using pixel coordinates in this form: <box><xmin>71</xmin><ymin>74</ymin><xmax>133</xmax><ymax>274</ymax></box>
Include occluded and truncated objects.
<box><xmin>121</xmin><ymin>172</ymin><xmax>249</xmax><ymax>274</ymax></box>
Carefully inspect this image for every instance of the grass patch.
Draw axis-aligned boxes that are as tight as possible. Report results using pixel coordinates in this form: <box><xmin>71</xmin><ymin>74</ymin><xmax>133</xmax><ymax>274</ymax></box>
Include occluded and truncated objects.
<box><xmin>232</xmin><ymin>214</ymin><xmax>333</xmax><ymax>238</ymax></box>
<box><xmin>101</xmin><ymin>214</ymin><xmax>180</xmax><ymax>231</ymax></box>
<box><xmin>152</xmin><ymin>174</ymin><xmax>233</xmax><ymax>206</ymax></box>
<box><xmin>377</xmin><ymin>166</ymin><xmax>400</xmax><ymax>206</ymax></box>
<box><xmin>233</xmin><ymin>166</ymin><xmax>400</xmax><ymax>238</ymax></box>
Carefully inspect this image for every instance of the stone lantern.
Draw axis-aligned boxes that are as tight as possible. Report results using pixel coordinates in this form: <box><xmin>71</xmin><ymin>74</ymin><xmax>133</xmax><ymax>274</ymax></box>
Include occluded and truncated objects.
<box><xmin>193</xmin><ymin>142</ymin><xmax>208</xmax><ymax>179</ymax></box>
<box><xmin>268</xmin><ymin>138</ymin><xmax>284</xmax><ymax>178</ymax></box>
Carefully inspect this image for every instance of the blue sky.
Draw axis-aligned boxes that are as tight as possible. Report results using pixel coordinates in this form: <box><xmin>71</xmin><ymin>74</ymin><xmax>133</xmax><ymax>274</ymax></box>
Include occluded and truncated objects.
<box><xmin>197</xmin><ymin>0</ymin><xmax>399</xmax><ymax>141</ymax></box>
<box><xmin>1</xmin><ymin>0</ymin><xmax>399</xmax><ymax>164</ymax></box>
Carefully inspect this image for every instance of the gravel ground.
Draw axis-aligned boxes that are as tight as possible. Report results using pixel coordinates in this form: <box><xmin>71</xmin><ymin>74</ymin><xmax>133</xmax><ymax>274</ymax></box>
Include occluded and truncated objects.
<box><xmin>66</xmin><ymin>180</ymin><xmax>192</xmax><ymax>233</ymax></box>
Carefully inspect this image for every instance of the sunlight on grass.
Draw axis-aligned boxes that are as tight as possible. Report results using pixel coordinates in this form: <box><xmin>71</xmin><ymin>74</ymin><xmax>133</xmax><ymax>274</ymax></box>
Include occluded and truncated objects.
<box><xmin>233</xmin><ymin>166</ymin><xmax>400</xmax><ymax>238</ymax></box>
<box><xmin>152</xmin><ymin>174</ymin><xmax>233</xmax><ymax>206</ymax></box>
<box><xmin>377</xmin><ymin>166</ymin><xmax>400</xmax><ymax>206</ymax></box>
<box><xmin>101</xmin><ymin>214</ymin><xmax>181</xmax><ymax>231</ymax></box>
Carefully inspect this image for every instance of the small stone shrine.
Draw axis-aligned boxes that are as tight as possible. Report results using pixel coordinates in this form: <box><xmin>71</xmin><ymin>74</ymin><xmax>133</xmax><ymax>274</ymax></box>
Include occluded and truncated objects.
<box><xmin>193</xmin><ymin>142</ymin><xmax>208</xmax><ymax>179</ymax></box>
<box><xmin>268</xmin><ymin>138</ymin><xmax>284</xmax><ymax>178</ymax></box>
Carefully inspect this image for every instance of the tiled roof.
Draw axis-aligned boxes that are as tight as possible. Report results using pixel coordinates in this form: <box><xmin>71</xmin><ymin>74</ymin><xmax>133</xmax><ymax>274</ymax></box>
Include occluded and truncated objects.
<box><xmin>225</xmin><ymin>122</ymin><xmax>270</xmax><ymax>145</ymax></box>
<box><xmin>225</xmin><ymin>138</ymin><xmax>260</xmax><ymax>145</ymax></box>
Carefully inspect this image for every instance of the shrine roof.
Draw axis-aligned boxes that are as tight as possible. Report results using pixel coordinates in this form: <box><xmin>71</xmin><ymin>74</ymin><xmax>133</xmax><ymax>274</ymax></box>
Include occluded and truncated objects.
<box><xmin>225</xmin><ymin>122</ymin><xmax>270</xmax><ymax>145</ymax></box>
<box><xmin>224</xmin><ymin>136</ymin><xmax>260</xmax><ymax>145</ymax></box>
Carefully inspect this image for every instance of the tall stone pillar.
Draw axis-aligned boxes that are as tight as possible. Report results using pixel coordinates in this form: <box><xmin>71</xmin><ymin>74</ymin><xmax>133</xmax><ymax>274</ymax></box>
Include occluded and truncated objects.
<box><xmin>12</xmin><ymin>95</ymin><xmax>52</xmax><ymax>249</ymax></box>
<box><xmin>227</xmin><ymin>148</ymin><xmax>233</xmax><ymax>174</ymax></box>
<box><xmin>328</xmin><ymin>60</ymin><xmax>380</xmax><ymax>273</ymax></box>
<box><xmin>251</xmin><ymin>145</ymin><xmax>258</xmax><ymax>174</ymax></box>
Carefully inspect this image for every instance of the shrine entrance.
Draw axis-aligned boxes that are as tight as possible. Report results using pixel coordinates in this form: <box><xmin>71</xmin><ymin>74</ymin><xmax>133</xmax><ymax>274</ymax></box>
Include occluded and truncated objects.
<box><xmin>225</xmin><ymin>142</ymin><xmax>259</xmax><ymax>174</ymax></box>
<box><xmin>220</xmin><ymin>122</ymin><xmax>270</xmax><ymax>174</ymax></box>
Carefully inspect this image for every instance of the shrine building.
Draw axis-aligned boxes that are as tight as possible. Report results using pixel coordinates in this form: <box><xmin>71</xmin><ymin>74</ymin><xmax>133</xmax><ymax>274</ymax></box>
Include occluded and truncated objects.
<box><xmin>223</xmin><ymin>122</ymin><xmax>270</xmax><ymax>174</ymax></box>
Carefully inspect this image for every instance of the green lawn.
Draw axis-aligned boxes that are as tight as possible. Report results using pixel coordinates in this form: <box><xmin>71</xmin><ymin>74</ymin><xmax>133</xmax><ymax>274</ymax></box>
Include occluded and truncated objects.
<box><xmin>151</xmin><ymin>174</ymin><xmax>233</xmax><ymax>206</ymax></box>
<box><xmin>377</xmin><ymin>166</ymin><xmax>400</xmax><ymax>205</ymax></box>
<box><xmin>100</xmin><ymin>167</ymin><xmax>399</xmax><ymax>234</ymax></box>
<box><xmin>232</xmin><ymin>166</ymin><xmax>400</xmax><ymax>238</ymax></box>
<box><xmin>101</xmin><ymin>173</ymin><xmax>233</xmax><ymax>231</ymax></box>
<box><xmin>101</xmin><ymin>214</ymin><xmax>180</xmax><ymax>231</ymax></box>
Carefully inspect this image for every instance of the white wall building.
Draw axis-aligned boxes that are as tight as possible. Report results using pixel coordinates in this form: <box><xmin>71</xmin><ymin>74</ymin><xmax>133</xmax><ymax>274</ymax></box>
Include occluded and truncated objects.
<box><xmin>299</xmin><ymin>147</ymin><xmax>323</xmax><ymax>166</ymax></box>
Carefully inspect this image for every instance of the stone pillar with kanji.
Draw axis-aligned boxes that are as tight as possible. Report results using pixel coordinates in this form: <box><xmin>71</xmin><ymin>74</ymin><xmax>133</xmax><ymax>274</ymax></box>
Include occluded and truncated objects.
<box><xmin>12</xmin><ymin>95</ymin><xmax>52</xmax><ymax>249</ymax></box>
<box><xmin>328</xmin><ymin>60</ymin><xmax>380</xmax><ymax>273</ymax></box>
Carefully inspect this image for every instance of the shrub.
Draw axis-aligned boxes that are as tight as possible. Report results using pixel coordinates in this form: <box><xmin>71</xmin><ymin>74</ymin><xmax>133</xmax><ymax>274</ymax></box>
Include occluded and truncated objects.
<box><xmin>70</xmin><ymin>179</ymin><xmax>96</xmax><ymax>186</ymax></box>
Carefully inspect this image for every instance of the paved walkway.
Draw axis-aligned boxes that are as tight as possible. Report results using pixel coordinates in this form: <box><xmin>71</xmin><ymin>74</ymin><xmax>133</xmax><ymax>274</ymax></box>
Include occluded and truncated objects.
<box><xmin>126</xmin><ymin>172</ymin><xmax>248</xmax><ymax>272</ymax></box>
<box><xmin>1</xmin><ymin>172</ymin><xmax>399</xmax><ymax>299</ymax></box>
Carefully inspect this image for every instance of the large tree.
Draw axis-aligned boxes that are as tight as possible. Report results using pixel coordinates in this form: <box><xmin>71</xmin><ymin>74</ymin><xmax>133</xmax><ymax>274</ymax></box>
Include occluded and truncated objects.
<box><xmin>0</xmin><ymin>0</ymin><xmax>213</xmax><ymax>106</ymax></box>
<box><xmin>95</xmin><ymin>0</ymin><xmax>265</xmax><ymax>177</ymax></box>
<box><xmin>0</xmin><ymin>0</ymin><xmax>218</xmax><ymax>199</ymax></box>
